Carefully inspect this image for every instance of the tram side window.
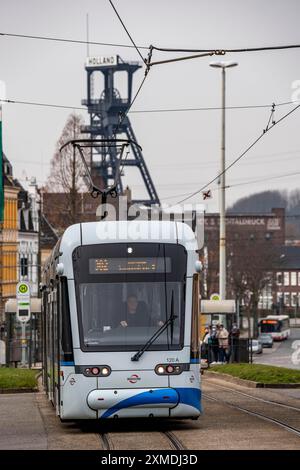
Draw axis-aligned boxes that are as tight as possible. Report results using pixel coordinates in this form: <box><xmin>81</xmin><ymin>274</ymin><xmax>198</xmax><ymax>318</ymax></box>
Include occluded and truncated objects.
<box><xmin>190</xmin><ymin>274</ymin><xmax>200</xmax><ymax>360</ymax></box>
<box><xmin>60</xmin><ymin>277</ymin><xmax>73</xmax><ymax>359</ymax></box>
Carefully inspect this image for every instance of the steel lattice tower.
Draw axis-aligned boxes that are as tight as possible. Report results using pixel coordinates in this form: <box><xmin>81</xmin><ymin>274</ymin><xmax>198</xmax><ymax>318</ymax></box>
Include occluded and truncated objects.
<box><xmin>81</xmin><ymin>55</ymin><xmax>160</xmax><ymax>205</ymax></box>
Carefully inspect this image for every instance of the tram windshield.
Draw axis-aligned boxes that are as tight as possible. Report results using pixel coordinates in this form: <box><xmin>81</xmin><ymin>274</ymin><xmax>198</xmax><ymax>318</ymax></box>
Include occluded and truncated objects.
<box><xmin>73</xmin><ymin>243</ymin><xmax>187</xmax><ymax>352</ymax></box>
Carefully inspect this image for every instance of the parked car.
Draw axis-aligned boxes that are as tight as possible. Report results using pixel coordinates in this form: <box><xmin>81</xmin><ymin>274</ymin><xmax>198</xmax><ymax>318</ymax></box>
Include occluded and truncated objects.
<box><xmin>249</xmin><ymin>339</ymin><xmax>263</xmax><ymax>354</ymax></box>
<box><xmin>258</xmin><ymin>333</ymin><xmax>273</xmax><ymax>348</ymax></box>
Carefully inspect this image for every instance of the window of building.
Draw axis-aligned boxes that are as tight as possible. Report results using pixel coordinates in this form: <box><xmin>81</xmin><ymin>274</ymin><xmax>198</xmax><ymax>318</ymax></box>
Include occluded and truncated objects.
<box><xmin>276</xmin><ymin>292</ymin><xmax>283</xmax><ymax>304</ymax></box>
<box><xmin>298</xmin><ymin>272</ymin><xmax>300</xmax><ymax>286</ymax></box>
<box><xmin>291</xmin><ymin>293</ymin><xmax>299</xmax><ymax>307</ymax></box>
<box><xmin>28</xmin><ymin>253</ymin><xmax>32</xmax><ymax>280</ymax></box>
<box><xmin>284</xmin><ymin>292</ymin><xmax>290</xmax><ymax>307</ymax></box>
<box><xmin>284</xmin><ymin>272</ymin><xmax>290</xmax><ymax>286</ymax></box>
<box><xmin>276</xmin><ymin>272</ymin><xmax>283</xmax><ymax>286</ymax></box>
<box><xmin>20</xmin><ymin>257</ymin><xmax>28</xmax><ymax>277</ymax></box>
<box><xmin>291</xmin><ymin>272</ymin><xmax>297</xmax><ymax>286</ymax></box>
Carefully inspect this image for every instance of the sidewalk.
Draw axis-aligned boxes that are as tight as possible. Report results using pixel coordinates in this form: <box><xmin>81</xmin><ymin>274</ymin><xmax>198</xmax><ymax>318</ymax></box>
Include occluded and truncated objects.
<box><xmin>0</xmin><ymin>392</ymin><xmax>47</xmax><ymax>449</ymax></box>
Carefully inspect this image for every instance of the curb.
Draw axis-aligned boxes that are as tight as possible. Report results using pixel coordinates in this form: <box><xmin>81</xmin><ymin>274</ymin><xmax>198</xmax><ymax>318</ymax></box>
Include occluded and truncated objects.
<box><xmin>0</xmin><ymin>387</ymin><xmax>38</xmax><ymax>394</ymax></box>
<box><xmin>204</xmin><ymin>370</ymin><xmax>300</xmax><ymax>388</ymax></box>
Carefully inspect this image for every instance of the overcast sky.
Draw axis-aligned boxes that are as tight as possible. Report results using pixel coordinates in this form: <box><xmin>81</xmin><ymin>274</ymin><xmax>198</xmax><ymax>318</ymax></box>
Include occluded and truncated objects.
<box><xmin>1</xmin><ymin>0</ymin><xmax>300</xmax><ymax>211</ymax></box>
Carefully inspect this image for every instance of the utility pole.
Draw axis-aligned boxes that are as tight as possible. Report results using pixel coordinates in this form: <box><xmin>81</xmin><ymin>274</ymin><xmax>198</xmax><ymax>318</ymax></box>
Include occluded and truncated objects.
<box><xmin>209</xmin><ymin>61</ymin><xmax>238</xmax><ymax>300</ymax></box>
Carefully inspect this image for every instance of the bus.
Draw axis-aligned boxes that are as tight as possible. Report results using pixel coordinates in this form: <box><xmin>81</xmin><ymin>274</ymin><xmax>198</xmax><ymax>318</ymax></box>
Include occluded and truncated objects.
<box><xmin>258</xmin><ymin>315</ymin><xmax>290</xmax><ymax>341</ymax></box>
<box><xmin>41</xmin><ymin>220</ymin><xmax>202</xmax><ymax>421</ymax></box>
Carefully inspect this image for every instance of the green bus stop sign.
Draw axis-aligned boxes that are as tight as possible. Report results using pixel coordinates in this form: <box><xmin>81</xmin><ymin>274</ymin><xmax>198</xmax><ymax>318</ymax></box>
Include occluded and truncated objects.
<box><xmin>18</xmin><ymin>283</ymin><xmax>29</xmax><ymax>294</ymax></box>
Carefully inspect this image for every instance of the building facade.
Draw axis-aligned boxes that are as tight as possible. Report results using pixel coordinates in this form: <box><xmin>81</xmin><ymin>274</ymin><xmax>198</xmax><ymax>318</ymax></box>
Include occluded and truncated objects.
<box><xmin>0</xmin><ymin>155</ymin><xmax>19</xmax><ymax>321</ymax></box>
<box><xmin>201</xmin><ymin>208</ymin><xmax>285</xmax><ymax>298</ymax></box>
<box><xmin>18</xmin><ymin>178</ymin><xmax>39</xmax><ymax>298</ymax></box>
<box><xmin>273</xmin><ymin>246</ymin><xmax>300</xmax><ymax>314</ymax></box>
<box><xmin>0</xmin><ymin>156</ymin><xmax>41</xmax><ymax>322</ymax></box>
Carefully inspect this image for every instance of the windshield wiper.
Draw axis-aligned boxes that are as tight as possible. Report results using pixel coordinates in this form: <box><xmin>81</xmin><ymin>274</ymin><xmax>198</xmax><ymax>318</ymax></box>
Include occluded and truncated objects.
<box><xmin>131</xmin><ymin>293</ymin><xmax>177</xmax><ymax>362</ymax></box>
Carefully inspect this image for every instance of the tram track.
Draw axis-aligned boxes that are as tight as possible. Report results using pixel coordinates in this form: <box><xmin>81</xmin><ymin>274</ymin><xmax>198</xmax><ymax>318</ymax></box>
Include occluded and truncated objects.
<box><xmin>203</xmin><ymin>392</ymin><xmax>300</xmax><ymax>438</ymax></box>
<box><xmin>98</xmin><ymin>429</ymin><xmax>185</xmax><ymax>451</ymax></box>
<box><xmin>205</xmin><ymin>381</ymin><xmax>300</xmax><ymax>412</ymax></box>
<box><xmin>162</xmin><ymin>430</ymin><xmax>186</xmax><ymax>450</ymax></box>
<box><xmin>99</xmin><ymin>432</ymin><xmax>113</xmax><ymax>450</ymax></box>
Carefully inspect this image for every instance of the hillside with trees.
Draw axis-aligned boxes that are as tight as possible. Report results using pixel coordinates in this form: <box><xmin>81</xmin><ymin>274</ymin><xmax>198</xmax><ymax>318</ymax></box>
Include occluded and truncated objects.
<box><xmin>227</xmin><ymin>190</ymin><xmax>300</xmax><ymax>239</ymax></box>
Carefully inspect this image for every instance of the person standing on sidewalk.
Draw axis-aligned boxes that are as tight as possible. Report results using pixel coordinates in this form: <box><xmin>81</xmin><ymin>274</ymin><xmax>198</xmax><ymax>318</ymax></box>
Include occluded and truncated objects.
<box><xmin>210</xmin><ymin>325</ymin><xmax>220</xmax><ymax>364</ymax></box>
<box><xmin>229</xmin><ymin>323</ymin><xmax>240</xmax><ymax>362</ymax></box>
<box><xmin>201</xmin><ymin>327</ymin><xmax>211</xmax><ymax>361</ymax></box>
<box><xmin>218</xmin><ymin>324</ymin><xmax>229</xmax><ymax>363</ymax></box>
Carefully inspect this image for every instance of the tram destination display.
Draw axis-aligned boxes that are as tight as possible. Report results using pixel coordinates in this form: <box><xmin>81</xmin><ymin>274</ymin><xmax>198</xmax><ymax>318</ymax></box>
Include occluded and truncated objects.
<box><xmin>89</xmin><ymin>257</ymin><xmax>171</xmax><ymax>274</ymax></box>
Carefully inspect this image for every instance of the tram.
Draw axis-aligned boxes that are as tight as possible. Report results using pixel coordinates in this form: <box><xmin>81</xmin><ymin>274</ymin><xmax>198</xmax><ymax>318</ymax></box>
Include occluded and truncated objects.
<box><xmin>41</xmin><ymin>220</ymin><xmax>201</xmax><ymax>420</ymax></box>
<box><xmin>258</xmin><ymin>315</ymin><xmax>290</xmax><ymax>341</ymax></box>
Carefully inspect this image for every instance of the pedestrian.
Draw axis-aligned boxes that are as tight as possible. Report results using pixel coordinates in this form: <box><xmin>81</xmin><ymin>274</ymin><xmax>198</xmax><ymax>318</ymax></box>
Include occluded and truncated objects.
<box><xmin>217</xmin><ymin>324</ymin><xmax>229</xmax><ymax>363</ymax></box>
<box><xmin>210</xmin><ymin>325</ymin><xmax>220</xmax><ymax>364</ymax></box>
<box><xmin>229</xmin><ymin>323</ymin><xmax>240</xmax><ymax>362</ymax></box>
<box><xmin>201</xmin><ymin>327</ymin><xmax>210</xmax><ymax>361</ymax></box>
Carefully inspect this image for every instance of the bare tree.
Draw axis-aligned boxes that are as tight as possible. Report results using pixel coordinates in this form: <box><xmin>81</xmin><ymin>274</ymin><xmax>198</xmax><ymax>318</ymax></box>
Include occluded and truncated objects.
<box><xmin>44</xmin><ymin>113</ymin><xmax>89</xmax><ymax>224</ymax></box>
<box><xmin>228</xmin><ymin>239</ymin><xmax>277</xmax><ymax>337</ymax></box>
<box><xmin>202</xmin><ymin>246</ymin><xmax>219</xmax><ymax>298</ymax></box>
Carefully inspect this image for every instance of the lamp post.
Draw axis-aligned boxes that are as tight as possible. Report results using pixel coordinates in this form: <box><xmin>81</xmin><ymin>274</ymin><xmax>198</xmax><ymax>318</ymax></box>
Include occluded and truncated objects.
<box><xmin>209</xmin><ymin>61</ymin><xmax>238</xmax><ymax>301</ymax></box>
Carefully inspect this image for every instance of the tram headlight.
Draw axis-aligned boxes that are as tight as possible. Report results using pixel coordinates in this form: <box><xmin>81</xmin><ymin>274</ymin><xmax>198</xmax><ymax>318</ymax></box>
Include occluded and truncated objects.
<box><xmin>166</xmin><ymin>365</ymin><xmax>174</xmax><ymax>374</ymax></box>
<box><xmin>91</xmin><ymin>367</ymin><xmax>100</xmax><ymax>375</ymax></box>
<box><xmin>101</xmin><ymin>367</ymin><xmax>110</xmax><ymax>376</ymax></box>
<box><xmin>157</xmin><ymin>366</ymin><xmax>165</xmax><ymax>374</ymax></box>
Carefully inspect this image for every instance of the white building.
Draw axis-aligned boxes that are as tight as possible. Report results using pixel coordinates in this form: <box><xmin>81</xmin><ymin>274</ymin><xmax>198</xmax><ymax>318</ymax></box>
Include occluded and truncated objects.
<box><xmin>18</xmin><ymin>178</ymin><xmax>39</xmax><ymax>297</ymax></box>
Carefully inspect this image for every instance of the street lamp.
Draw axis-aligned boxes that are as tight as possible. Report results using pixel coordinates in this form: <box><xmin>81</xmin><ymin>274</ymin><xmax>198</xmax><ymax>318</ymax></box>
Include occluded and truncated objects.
<box><xmin>209</xmin><ymin>61</ymin><xmax>238</xmax><ymax>300</ymax></box>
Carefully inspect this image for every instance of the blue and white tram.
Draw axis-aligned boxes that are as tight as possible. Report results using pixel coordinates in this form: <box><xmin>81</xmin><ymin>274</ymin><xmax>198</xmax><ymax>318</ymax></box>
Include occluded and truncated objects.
<box><xmin>41</xmin><ymin>220</ymin><xmax>201</xmax><ymax>420</ymax></box>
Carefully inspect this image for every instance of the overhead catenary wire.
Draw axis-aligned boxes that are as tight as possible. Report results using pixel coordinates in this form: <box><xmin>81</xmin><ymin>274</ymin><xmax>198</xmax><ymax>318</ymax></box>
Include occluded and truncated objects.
<box><xmin>114</xmin><ymin>74</ymin><xmax>149</xmax><ymax>180</ymax></box>
<box><xmin>44</xmin><ymin>0</ymin><xmax>151</xmax><ymax>196</ymax></box>
<box><xmin>3</xmin><ymin>27</ymin><xmax>300</xmax><ymax>201</ymax></box>
<box><xmin>0</xmin><ymin>98</ymin><xmax>83</xmax><ymax>110</ymax></box>
<box><xmin>159</xmin><ymin>170</ymin><xmax>300</xmax><ymax>202</ymax></box>
<box><xmin>131</xmin><ymin>101</ymin><xmax>298</xmax><ymax>113</ymax></box>
<box><xmin>3</xmin><ymin>94</ymin><xmax>300</xmax><ymax>196</ymax></box>
<box><xmin>108</xmin><ymin>0</ymin><xmax>146</xmax><ymax>64</ymax></box>
<box><xmin>175</xmin><ymin>102</ymin><xmax>300</xmax><ymax>205</ymax></box>
<box><xmin>3</xmin><ymin>1</ymin><xmax>151</xmax><ymax>200</ymax></box>
<box><xmin>0</xmin><ymin>31</ymin><xmax>149</xmax><ymax>50</ymax></box>
<box><xmin>1</xmin><ymin>98</ymin><xmax>299</xmax><ymax>113</ymax></box>
<box><xmin>148</xmin><ymin>51</ymin><xmax>217</xmax><ymax>67</ymax></box>
<box><xmin>148</xmin><ymin>43</ymin><xmax>300</xmax><ymax>67</ymax></box>
<box><xmin>3</xmin><ymin>94</ymin><xmax>300</xmax><ymax>197</ymax></box>
<box><xmin>151</xmin><ymin>44</ymin><xmax>300</xmax><ymax>54</ymax></box>
<box><xmin>225</xmin><ymin>170</ymin><xmax>300</xmax><ymax>190</ymax></box>
<box><xmin>2</xmin><ymin>31</ymin><xmax>300</xmax><ymax>55</ymax></box>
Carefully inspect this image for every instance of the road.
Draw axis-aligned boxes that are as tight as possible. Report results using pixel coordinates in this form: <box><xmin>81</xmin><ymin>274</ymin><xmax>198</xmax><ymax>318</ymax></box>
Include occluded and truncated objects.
<box><xmin>254</xmin><ymin>327</ymin><xmax>300</xmax><ymax>369</ymax></box>
<box><xmin>0</xmin><ymin>383</ymin><xmax>299</xmax><ymax>450</ymax></box>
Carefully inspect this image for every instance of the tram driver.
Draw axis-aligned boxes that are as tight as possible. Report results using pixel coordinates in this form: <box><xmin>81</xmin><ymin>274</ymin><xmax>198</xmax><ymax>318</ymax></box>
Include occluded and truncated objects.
<box><xmin>119</xmin><ymin>295</ymin><xmax>164</xmax><ymax>328</ymax></box>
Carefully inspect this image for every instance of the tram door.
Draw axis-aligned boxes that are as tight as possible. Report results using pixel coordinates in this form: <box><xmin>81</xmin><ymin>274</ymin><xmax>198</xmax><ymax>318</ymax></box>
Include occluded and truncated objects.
<box><xmin>45</xmin><ymin>287</ymin><xmax>58</xmax><ymax>405</ymax></box>
<box><xmin>45</xmin><ymin>291</ymin><xmax>53</xmax><ymax>400</ymax></box>
<box><xmin>52</xmin><ymin>285</ymin><xmax>59</xmax><ymax>410</ymax></box>
<box><xmin>49</xmin><ymin>286</ymin><xmax>59</xmax><ymax>407</ymax></box>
